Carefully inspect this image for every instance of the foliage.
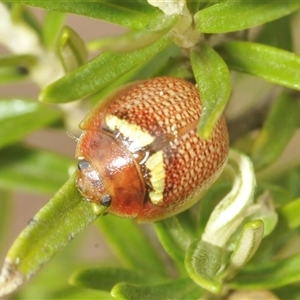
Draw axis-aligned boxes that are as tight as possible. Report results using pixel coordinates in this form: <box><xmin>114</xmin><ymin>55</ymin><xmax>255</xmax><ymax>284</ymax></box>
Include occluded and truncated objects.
<box><xmin>0</xmin><ymin>1</ymin><xmax>300</xmax><ymax>299</ymax></box>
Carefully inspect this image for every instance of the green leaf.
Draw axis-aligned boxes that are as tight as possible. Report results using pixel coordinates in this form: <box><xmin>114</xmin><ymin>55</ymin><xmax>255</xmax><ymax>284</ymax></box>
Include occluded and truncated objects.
<box><xmin>230</xmin><ymin>253</ymin><xmax>300</xmax><ymax>289</ymax></box>
<box><xmin>191</xmin><ymin>43</ymin><xmax>231</xmax><ymax>139</ymax></box>
<box><xmin>0</xmin><ymin>98</ymin><xmax>62</xmax><ymax>149</ymax></box>
<box><xmin>88</xmin><ymin>14</ymin><xmax>177</xmax><ymax>53</ymax></box>
<box><xmin>250</xmin><ymin>92</ymin><xmax>300</xmax><ymax>170</ymax></box>
<box><xmin>0</xmin><ymin>54</ymin><xmax>36</xmax><ymax>68</ymax></box>
<box><xmin>112</xmin><ymin>277</ymin><xmax>204</xmax><ymax>300</ymax></box>
<box><xmin>87</xmin><ymin>42</ymin><xmax>181</xmax><ymax>105</ymax></box>
<box><xmin>218</xmin><ymin>41</ymin><xmax>300</xmax><ymax>91</ymax></box>
<box><xmin>0</xmin><ymin>174</ymin><xmax>109</xmax><ymax>297</ymax></box>
<box><xmin>0</xmin><ymin>144</ymin><xmax>73</xmax><ymax>194</ymax></box>
<box><xmin>280</xmin><ymin>197</ymin><xmax>300</xmax><ymax>230</ymax></box>
<box><xmin>185</xmin><ymin>240</ymin><xmax>223</xmax><ymax>294</ymax></box>
<box><xmin>15</xmin><ymin>234</ymin><xmax>88</xmax><ymax>299</ymax></box>
<box><xmin>195</xmin><ymin>2</ymin><xmax>300</xmax><ymax>33</ymax></box>
<box><xmin>57</xmin><ymin>26</ymin><xmax>88</xmax><ymax>73</ymax></box>
<box><xmin>218</xmin><ymin>220</ymin><xmax>264</xmax><ymax>281</ymax></box>
<box><xmin>7</xmin><ymin>1</ymin><xmax>158</xmax><ymax>30</ymax></box>
<box><xmin>154</xmin><ymin>216</ymin><xmax>193</xmax><ymax>266</ymax></box>
<box><xmin>70</xmin><ymin>267</ymin><xmax>162</xmax><ymax>291</ymax></box>
<box><xmin>39</xmin><ymin>35</ymin><xmax>172</xmax><ymax>103</ymax></box>
<box><xmin>96</xmin><ymin>216</ymin><xmax>167</xmax><ymax>276</ymax></box>
<box><xmin>42</xmin><ymin>10</ymin><xmax>65</xmax><ymax>49</ymax></box>
<box><xmin>0</xmin><ymin>190</ymin><xmax>11</xmax><ymax>258</ymax></box>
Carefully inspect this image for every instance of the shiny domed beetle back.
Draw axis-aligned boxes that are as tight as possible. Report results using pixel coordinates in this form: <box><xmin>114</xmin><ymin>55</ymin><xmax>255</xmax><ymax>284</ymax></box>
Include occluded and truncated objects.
<box><xmin>75</xmin><ymin>77</ymin><xmax>229</xmax><ymax>222</ymax></box>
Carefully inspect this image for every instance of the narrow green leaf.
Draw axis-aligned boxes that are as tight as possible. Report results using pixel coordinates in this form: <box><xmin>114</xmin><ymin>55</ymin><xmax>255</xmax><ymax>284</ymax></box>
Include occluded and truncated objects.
<box><xmin>195</xmin><ymin>2</ymin><xmax>300</xmax><ymax>33</ymax></box>
<box><xmin>280</xmin><ymin>197</ymin><xmax>300</xmax><ymax>230</ymax></box>
<box><xmin>42</xmin><ymin>10</ymin><xmax>65</xmax><ymax>49</ymax></box>
<box><xmin>0</xmin><ymin>190</ymin><xmax>11</xmax><ymax>258</ymax></box>
<box><xmin>88</xmin><ymin>14</ymin><xmax>177</xmax><ymax>53</ymax></box>
<box><xmin>70</xmin><ymin>267</ymin><xmax>162</xmax><ymax>291</ymax></box>
<box><xmin>96</xmin><ymin>216</ymin><xmax>167</xmax><ymax>276</ymax></box>
<box><xmin>230</xmin><ymin>253</ymin><xmax>300</xmax><ymax>289</ymax></box>
<box><xmin>15</xmin><ymin>234</ymin><xmax>89</xmax><ymax>299</ymax></box>
<box><xmin>86</xmin><ymin>66</ymin><xmax>141</xmax><ymax>106</ymax></box>
<box><xmin>250</xmin><ymin>92</ymin><xmax>300</xmax><ymax>170</ymax></box>
<box><xmin>0</xmin><ymin>174</ymin><xmax>109</xmax><ymax>297</ymax></box>
<box><xmin>89</xmin><ymin>42</ymin><xmax>181</xmax><ymax>102</ymax></box>
<box><xmin>87</xmin><ymin>43</ymin><xmax>181</xmax><ymax>105</ymax></box>
<box><xmin>0</xmin><ymin>99</ymin><xmax>62</xmax><ymax>149</ymax></box>
<box><xmin>0</xmin><ymin>54</ymin><xmax>36</xmax><ymax>68</ymax></box>
<box><xmin>0</xmin><ymin>144</ymin><xmax>73</xmax><ymax>194</ymax></box>
<box><xmin>112</xmin><ymin>277</ymin><xmax>204</xmax><ymax>300</ymax></box>
<box><xmin>191</xmin><ymin>43</ymin><xmax>231</xmax><ymax>139</ymax></box>
<box><xmin>7</xmin><ymin>1</ymin><xmax>158</xmax><ymax>30</ymax></box>
<box><xmin>218</xmin><ymin>220</ymin><xmax>264</xmax><ymax>281</ymax></box>
<box><xmin>185</xmin><ymin>240</ymin><xmax>223</xmax><ymax>294</ymax></box>
<box><xmin>57</xmin><ymin>26</ymin><xmax>88</xmax><ymax>73</ymax></box>
<box><xmin>218</xmin><ymin>41</ymin><xmax>300</xmax><ymax>91</ymax></box>
<box><xmin>39</xmin><ymin>35</ymin><xmax>172</xmax><ymax>103</ymax></box>
<box><xmin>154</xmin><ymin>216</ymin><xmax>193</xmax><ymax>265</ymax></box>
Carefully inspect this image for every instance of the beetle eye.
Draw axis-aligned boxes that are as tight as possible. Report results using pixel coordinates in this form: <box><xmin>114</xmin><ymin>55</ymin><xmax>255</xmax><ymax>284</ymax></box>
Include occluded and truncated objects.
<box><xmin>78</xmin><ymin>159</ymin><xmax>91</xmax><ymax>170</ymax></box>
<box><xmin>101</xmin><ymin>194</ymin><xmax>112</xmax><ymax>207</ymax></box>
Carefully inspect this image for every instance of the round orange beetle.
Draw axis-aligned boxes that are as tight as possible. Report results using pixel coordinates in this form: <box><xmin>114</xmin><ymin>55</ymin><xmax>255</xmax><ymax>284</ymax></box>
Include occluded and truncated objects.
<box><xmin>75</xmin><ymin>77</ymin><xmax>229</xmax><ymax>222</ymax></box>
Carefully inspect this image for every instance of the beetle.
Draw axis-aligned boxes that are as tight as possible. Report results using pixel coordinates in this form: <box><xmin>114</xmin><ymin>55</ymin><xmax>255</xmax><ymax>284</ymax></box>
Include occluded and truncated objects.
<box><xmin>75</xmin><ymin>77</ymin><xmax>229</xmax><ymax>222</ymax></box>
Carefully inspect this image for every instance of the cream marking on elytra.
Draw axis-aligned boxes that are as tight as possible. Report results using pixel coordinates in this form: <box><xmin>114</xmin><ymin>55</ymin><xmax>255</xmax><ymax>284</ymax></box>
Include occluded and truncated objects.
<box><xmin>105</xmin><ymin>114</ymin><xmax>154</xmax><ymax>151</ymax></box>
<box><xmin>145</xmin><ymin>150</ymin><xmax>165</xmax><ymax>205</ymax></box>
